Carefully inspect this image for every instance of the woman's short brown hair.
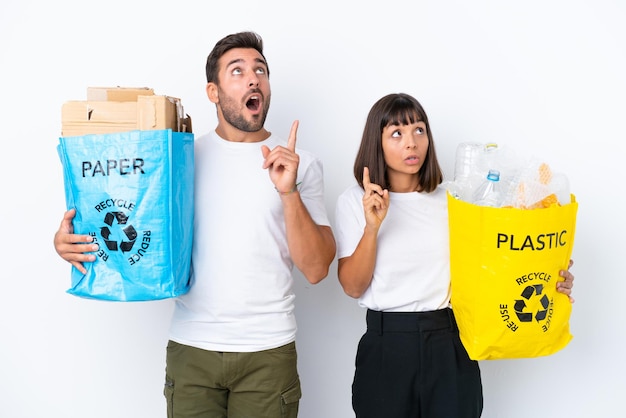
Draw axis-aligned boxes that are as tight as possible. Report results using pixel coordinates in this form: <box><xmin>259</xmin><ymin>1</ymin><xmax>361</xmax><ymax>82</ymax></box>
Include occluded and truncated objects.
<box><xmin>353</xmin><ymin>93</ymin><xmax>443</xmax><ymax>193</ymax></box>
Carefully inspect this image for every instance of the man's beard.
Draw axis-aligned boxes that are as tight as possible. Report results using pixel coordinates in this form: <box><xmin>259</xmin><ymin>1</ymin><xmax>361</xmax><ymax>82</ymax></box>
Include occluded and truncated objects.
<box><xmin>219</xmin><ymin>90</ymin><xmax>271</xmax><ymax>132</ymax></box>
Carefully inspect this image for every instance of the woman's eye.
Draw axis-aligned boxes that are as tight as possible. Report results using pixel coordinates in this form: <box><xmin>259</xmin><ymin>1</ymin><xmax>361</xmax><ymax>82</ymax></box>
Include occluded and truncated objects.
<box><xmin>416</xmin><ymin>127</ymin><xmax>425</xmax><ymax>134</ymax></box>
<box><xmin>391</xmin><ymin>130</ymin><xmax>401</xmax><ymax>138</ymax></box>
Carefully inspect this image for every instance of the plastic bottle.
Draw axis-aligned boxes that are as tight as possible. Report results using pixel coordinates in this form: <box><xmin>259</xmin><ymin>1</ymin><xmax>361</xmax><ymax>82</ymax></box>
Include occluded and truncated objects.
<box><xmin>472</xmin><ymin>169</ymin><xmax>502</xmax><ymax>207</ymax></box>
<box><xmin>454</xmin><ymin>142</ymin><xmax>483</xmax><ymax>180</ymax></box>
<box><xmin>453</xmin><ymin>142</ymin><xmax>484</xmax><ymax>202</ymax></box>
<box><xmin>479</xmin><ymin>143</ymin><xmax>500</xmax><ymax>175</ymax></box>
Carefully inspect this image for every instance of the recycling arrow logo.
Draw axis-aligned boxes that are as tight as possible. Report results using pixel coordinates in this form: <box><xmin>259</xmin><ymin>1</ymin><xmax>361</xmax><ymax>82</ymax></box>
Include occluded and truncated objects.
<box><xmin>100</xmin><ymin>211</ymin><xmax>137</xmax><ymax>252</ymax></box>
<box><xmin>514</xmin><ymin>284</ymin><xmax>550</xmax><ymax>323</ymax></box>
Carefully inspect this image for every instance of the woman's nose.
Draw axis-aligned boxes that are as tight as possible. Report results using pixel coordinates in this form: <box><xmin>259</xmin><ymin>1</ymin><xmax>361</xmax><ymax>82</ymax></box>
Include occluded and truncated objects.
<box><xmin>405</xmin><ymin>138</ymin><xmax>418</xmax><ymax>148</ymax></box>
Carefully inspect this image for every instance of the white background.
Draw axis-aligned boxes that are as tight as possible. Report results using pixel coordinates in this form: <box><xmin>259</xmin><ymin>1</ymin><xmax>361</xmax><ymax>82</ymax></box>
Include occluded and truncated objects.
<box><xmin>1</xmin><ymin>1</ymin><xmax>624</xmax><ymax>417</ymax></box>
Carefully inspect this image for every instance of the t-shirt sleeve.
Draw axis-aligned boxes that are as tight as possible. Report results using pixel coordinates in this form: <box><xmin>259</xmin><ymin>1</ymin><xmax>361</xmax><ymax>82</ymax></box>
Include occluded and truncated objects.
<box><xmin>334</xmin><ymin>186</ymin><xmax>365</xmax><ymax>260</ymax></box>
<box><xmin>298</xmin><ymin>156</ymin><xmax>331</xmax><ymax>227</ymax></box>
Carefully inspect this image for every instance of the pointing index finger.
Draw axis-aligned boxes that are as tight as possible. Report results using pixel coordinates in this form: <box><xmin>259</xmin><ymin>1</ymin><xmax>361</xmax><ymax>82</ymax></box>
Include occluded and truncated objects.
<box><xmin>287</xmin><ymin>120</ymin><xmax>299</xmax><ymax>151</ymax></box>
<box><xmin>363</xmin><ymin>167</ymin><xmax>371</xmax><ymax>187</ymax></box>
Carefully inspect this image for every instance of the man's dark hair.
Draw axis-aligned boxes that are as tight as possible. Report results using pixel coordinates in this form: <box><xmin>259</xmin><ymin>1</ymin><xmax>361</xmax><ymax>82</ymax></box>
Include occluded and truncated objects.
<box><xmin>205</xmin><ymin>31</ymin><xmax>269</xmax><ymax>84</ymax></box>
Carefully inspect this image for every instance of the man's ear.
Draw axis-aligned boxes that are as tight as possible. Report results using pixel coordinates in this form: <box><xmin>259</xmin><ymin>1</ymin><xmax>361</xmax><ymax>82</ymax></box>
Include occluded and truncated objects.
<box><xmin>206</xmin><ymin>82</ymin><xmax>219</xmax><ymax>104</ymax></box>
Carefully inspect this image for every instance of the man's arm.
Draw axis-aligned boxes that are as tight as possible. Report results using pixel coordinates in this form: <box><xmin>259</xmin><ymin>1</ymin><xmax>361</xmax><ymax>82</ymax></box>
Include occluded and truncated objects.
<box><xmin>280</xmin><ymin>193</ymin><xmax>336</xmax><ymax>283</ymax></box>
<box><xmin>261</xmin><ymin>120</ymin><xmax>336</xmax><ymax>283</ymax></box>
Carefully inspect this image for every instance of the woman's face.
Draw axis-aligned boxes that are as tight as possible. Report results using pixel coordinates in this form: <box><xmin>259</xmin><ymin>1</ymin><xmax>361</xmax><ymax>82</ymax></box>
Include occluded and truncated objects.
<box><xmin>381</xmin><ymin>120</ymin><xmax>429</xmax><ymax>192</ymax></box>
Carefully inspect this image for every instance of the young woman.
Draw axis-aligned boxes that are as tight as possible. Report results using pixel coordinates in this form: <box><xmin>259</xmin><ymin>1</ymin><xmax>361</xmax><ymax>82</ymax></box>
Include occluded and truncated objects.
<box><xmin>334</xmin><ymin>93</ymin><xmax>575</xmax><ymax>417</ymax></box>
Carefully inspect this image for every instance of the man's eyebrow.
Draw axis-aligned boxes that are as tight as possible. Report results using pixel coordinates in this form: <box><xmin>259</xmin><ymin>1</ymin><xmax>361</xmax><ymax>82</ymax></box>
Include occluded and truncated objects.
<box><xmin>225</xmin><ymin>57</ymin><xmax>267</xmax><ymax>68</ymax></box>
<box><xmin>226</xmin><ymin>58</ymin><xmax>244</xmax><ymax>68</ymax></box>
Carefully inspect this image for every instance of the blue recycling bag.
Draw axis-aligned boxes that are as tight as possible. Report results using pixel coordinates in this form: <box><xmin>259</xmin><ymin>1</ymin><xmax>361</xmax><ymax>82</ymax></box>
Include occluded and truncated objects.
<box><xmin>57</xmin><ymin>129</ymin><xmax>194</xmax><ymax>301</ymax></box>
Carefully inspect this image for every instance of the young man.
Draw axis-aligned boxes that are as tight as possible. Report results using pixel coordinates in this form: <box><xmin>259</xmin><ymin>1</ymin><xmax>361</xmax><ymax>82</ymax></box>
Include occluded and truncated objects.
<box><xmin>53</xmin><ymin>31</ymin><xmax>336</xmax><ymax>417</ymax></box>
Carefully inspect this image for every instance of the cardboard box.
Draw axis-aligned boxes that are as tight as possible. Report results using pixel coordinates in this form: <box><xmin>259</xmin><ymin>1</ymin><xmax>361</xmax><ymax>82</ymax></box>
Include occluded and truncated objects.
<box><xmin>87</xmin><ymin>86</ymin><xmax>154</xmax><ymax>101</ymax></box>
<box><xmin>61</xmin><ymin>92</ymin><xmax>192</xmax><ymax>137</ymax></box>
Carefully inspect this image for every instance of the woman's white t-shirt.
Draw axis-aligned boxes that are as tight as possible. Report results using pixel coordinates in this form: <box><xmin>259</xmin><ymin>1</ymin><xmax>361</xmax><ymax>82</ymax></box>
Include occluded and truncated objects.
<box><xmin>335</xmin><ymin>184</ymin><xmax>451</xmax><ymax>312</ymax></box>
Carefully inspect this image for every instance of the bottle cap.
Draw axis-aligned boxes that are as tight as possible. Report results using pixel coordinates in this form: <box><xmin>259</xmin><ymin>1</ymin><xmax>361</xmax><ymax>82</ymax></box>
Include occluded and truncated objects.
<box><xmin>486</xmin><ymin>169</ymin><xmax>500</xmax><ymax>181</ymax></box>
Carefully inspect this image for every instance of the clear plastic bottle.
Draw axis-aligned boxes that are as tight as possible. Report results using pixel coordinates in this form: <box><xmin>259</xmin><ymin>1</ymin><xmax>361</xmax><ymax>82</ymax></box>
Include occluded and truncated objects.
<box><xmin>453</xmin><ymin>142</ymin><xmax>483</xmax><ymax>201</ymax></box>
<box><xmin>472</xmin><ymin>169</ymin><xmax>502</xmax><ymax>207</ymax></box>
<box><xmin>453</xmin><ymin>142</ymin><xmax>502</xmax><ymax>202</ymax></box>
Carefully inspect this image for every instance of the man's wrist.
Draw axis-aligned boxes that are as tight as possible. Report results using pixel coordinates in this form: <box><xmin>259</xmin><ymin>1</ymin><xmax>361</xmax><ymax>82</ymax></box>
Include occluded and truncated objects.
<box><xmin>275</xmin><ymin>182</ymin><xmax>301</xmax><ymax>195</ymax></box>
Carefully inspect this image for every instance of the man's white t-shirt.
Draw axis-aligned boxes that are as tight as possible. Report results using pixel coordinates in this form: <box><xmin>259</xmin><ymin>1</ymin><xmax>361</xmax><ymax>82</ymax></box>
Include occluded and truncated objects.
<box><xmin>169</xmin><ymin>130</ymin><xmax>330</xmax><ymax>352</ymax></box>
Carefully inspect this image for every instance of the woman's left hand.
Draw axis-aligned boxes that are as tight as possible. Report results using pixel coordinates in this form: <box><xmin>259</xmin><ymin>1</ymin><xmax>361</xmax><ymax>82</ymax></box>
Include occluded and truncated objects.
<box><xmin>556</xmin><ymin>259</ymin><xmax>575</xmax><ymax>303</ymax></box>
